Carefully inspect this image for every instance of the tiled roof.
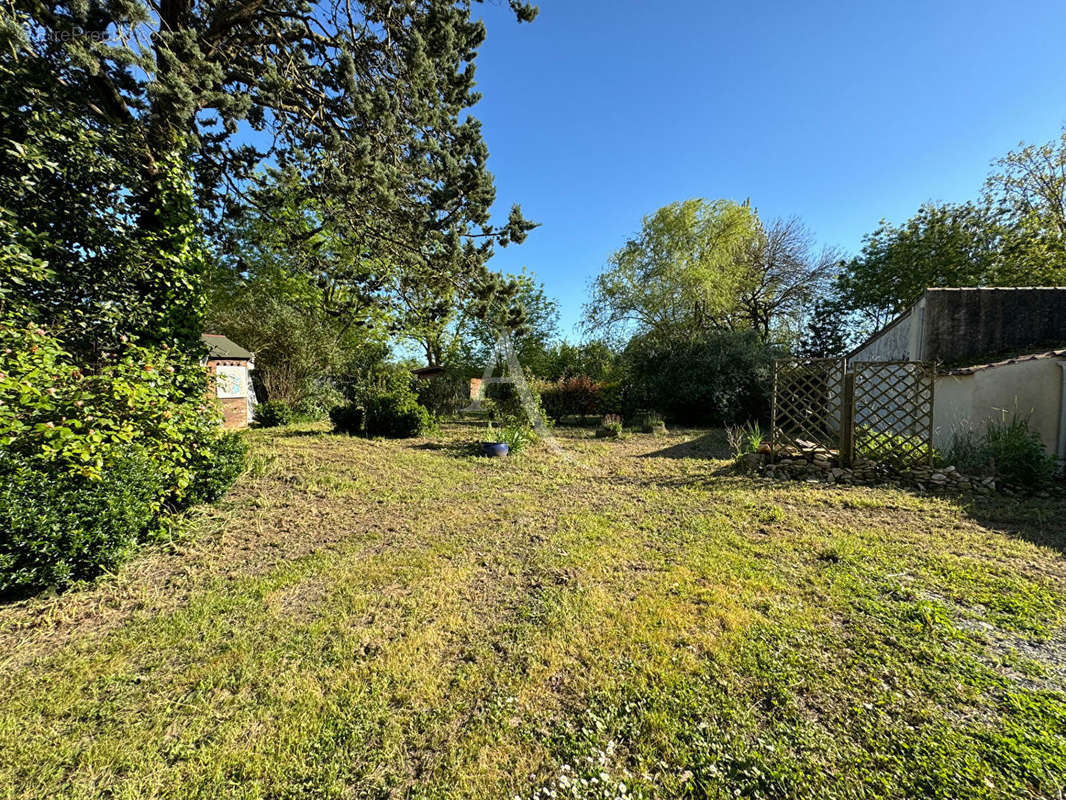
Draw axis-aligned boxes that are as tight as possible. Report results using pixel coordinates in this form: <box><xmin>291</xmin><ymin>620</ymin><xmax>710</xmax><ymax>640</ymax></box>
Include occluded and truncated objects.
<box><xmin>940</xmin><ymin>349</ymin><xmax>1066</xmax><ymax>375</ymax></box>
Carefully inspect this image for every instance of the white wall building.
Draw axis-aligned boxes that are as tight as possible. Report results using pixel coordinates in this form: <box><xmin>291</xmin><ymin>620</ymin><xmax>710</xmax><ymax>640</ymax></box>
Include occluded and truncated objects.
<box><xmin>848</xmin><ymin>288</ymin><xmax>1066</xmax><ymax>461</ymax></box>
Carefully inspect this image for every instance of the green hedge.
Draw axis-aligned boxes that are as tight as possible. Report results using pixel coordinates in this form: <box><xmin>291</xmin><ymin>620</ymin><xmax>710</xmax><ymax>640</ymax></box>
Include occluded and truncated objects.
<box><xmin>0</xmin><ymin>322</ymin><xmax>246</xmax><ymax>597</ymax></box>
<box><xmin>255</xmin><ymin>400</ymin><xmax>295</xmax><ymax>428</ymax></box>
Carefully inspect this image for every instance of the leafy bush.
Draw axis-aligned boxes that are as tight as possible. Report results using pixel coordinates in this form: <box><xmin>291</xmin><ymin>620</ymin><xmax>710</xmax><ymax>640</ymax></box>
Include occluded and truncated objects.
<box><xmin>329</xmin><ymin>403</ymin><xmax>366</xmax><ymax>435</ymax></box>
<box><xmin>499</xmin><ymin>421</ymin><xmax>537</xmax><ymax>454</ymax></box>
<box><xmin>620</xmin><ymin>330</ymin><xmax>774</xmax><ymax>425</ymax></box>
<box><xmin>0</xmin><ymin>322</ymin><xmax>244</xmax><ymax>595</ymax></box>
<box><xmin>948</xmin><ymin>414</ymin><xmax>1056</xmax><ymax>486</ymax></box>
<box><xmin>364</xmin><ymin>392</ymin><xmax>430</xmax><ymax>438</ymax></box>
<box><xmin>255</xmin><ymin>400</ymin><xmax>295</xmax><ymax>428</ymax></box>
<box><xmin>292</xmin><ymin>385</ymin><xmax>345</xmax><ymax>421</ymax></box>
<box><xmin>984</xmin><ymin>415</ymin><xmax>1057</xmax><ymax>485</ymax></box>
<box><xmin>483</xmin><ymin>375</ymin><xmax>544</xmax><ymax>426</ymax></box>
<box><xmin>0</xmin><ymin>448</ymin><xmax>170</xmax><ymax>597</ymax></box>
<box><xmin>537</xmin><ymin>381</ymin><xmax>565</xmax><ymax>422</ymax></box>
<box><xmin>185</xmin><ymin>433</ymin><xmax>248</xmax><ymax>505</ymax></box>
<box><xmin>637</xmin><ymin>410</ymin><xmax>667</xmax><ymax>434</ymax></box>
<box><xmin>415</xmin><ymin>373</ymin><xmax>470</xmax><ymax>419</ymax></box>
<box><xmin>597</xmin><ymin>380</ymin><xmax>624</xmax><ymax>416</ymax></box>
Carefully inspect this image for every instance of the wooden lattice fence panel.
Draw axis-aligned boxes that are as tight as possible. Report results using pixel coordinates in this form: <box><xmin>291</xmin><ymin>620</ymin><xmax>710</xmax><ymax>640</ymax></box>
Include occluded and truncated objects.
<box><xmin>771</xmin><ymin>358</ymin><xmax>846</xmax><ymax>457</ymax></box>
<box><xmin>851</xmin><ymin>361</ymin><xmax>935</xmax><ymax>468</ymax></box>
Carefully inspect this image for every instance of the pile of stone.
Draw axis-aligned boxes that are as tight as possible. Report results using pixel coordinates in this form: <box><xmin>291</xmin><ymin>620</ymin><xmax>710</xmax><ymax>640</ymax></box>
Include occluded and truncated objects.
<box><xmin>740</xmin><ymin>444</ymin><xmax>999</xmax><ymax>494</ymax></box>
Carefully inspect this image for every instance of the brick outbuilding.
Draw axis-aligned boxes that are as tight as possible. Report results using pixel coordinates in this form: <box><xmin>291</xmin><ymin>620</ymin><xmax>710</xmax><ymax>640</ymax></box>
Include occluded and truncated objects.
<box><xmin>202</xmin><ymin>333</ymin><xmax>256</xmax><ymax>429</ymax></box>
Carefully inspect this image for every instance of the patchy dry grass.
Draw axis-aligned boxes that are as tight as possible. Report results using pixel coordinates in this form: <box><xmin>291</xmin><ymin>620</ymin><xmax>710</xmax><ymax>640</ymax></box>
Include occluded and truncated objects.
<box><xmin>1</xmin><ymin>422</ymin><xmax>1065</xmax><ymax>799</ymax></box>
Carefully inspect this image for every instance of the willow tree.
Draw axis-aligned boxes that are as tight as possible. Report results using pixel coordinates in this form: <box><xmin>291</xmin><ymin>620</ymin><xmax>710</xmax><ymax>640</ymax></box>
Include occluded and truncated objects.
<box><xmin>583</xmin><ymin>199</ymin><xmax>761</xmax><ymax>340</ymax></box>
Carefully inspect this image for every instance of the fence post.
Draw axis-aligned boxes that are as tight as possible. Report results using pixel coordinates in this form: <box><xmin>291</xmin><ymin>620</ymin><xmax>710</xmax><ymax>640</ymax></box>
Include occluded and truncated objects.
<box><xmin>840</xmin><ymin>370</ymin><xmax>855</xmax><ymax>467</ymax></box>
<box><xmin>770</xmin><ymin>360</ymin><xmax>779</xmax><ymax>464</ymax></box>
<box><xmin>925</xmin><ymin>363</ymin><xmax>936</xmax><ymax>466</ymax></box>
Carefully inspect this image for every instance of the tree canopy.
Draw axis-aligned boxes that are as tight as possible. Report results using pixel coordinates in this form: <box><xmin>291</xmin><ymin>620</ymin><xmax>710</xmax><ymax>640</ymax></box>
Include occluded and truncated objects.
<box><xmin>3</xmin><ymin>0</ymin><xmax>540</xmax><ymax>353</ymax></box>
<box><xmin>584</xmin><ymin>199</ymin><xmax>834</xmax><ymax>344</ymax></box>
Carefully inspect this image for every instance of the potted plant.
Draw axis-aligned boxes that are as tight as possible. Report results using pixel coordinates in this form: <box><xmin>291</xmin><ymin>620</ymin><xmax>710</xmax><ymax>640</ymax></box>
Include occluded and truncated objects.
<box><xmin>481</xmin><ymin>422</ymin><xmax>510</xmax><ymax>457</ymax></box>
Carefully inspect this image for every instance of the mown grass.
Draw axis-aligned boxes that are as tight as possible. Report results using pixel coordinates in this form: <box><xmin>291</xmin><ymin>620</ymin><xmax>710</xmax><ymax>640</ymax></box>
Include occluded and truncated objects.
<box><xmin>1</xmin><ymin>422</ymin><xmax>1065</xmax><ymax>799</ymax></box>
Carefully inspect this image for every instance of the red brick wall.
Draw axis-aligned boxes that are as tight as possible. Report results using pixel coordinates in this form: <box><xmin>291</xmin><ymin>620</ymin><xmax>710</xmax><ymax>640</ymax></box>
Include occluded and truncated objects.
<box><xmin>206</xmin><ymin>358</ymin><xmax>251</xmax><ymax>429</ymax></box>
<box><xmin>220</xmin><ymin>397</ymin><xmax>249</xmax><ymax>429</ymax></box>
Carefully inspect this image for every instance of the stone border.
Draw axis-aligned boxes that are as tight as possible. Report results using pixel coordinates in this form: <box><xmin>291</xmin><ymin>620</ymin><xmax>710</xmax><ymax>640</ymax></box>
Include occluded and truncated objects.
<box><xmin>737</xmin><ymin>452</ymin><xmax>1000</xmax><ymax>494</ymax></box>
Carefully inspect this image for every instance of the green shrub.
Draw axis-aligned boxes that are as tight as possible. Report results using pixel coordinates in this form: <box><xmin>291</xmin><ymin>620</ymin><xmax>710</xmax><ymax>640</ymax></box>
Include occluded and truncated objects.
<box><xmin>483</xmin><ymin>376</ymin><xmax>544</xmax><ymax>426</ymax></box>
<box><xmin>415</xmin><ymin>373</ymin><xmax>470</xmax><ymax>419</ymax></box>
<box><xmin>255</xmin><ymin>400</ymin><xmax>295</xmax><ymax>428</ymax></box>
<box><xmin>329</xmin><ymin>403</ymin><xmax>366</xmax><ymax>435</ymax></box>
<box><xmin>364</xmin><ymin>392</ymin><xmax>430</xmax><ymax>438</ymax></box>
<box><xmin>597</xmin><ymin>380</ymin><xmax>624</xmax><ymax>416</ymax></box>
<box><xmin>537</xmin><ymin>380</ymin><xmax>565</xmax><ymax>422</ymax></box>
<box><xmin>596</xmin><ymin>414</ymin><xmax>624</xmax><ymax>439</ymax></box>
<box><xmin>0</xmin><ymin>447</ymin><xmax>169</xmax><ymax>597</ymax></box>
<box><xmin>620</xmin><ymin>330</ymin><xmax>774</xmax><ymax>425</ymax></box>
<box><xmin>292</xmin><ymin>386</ymin><xmax>345</xmax><ymax>421</ymax></box>
<box><xmin>0</xmin><ymin>322</ymin><xmax>244</xmax><ymax>595</ymax></box>
<box><xmin>637</xmin><ymin>410</ymin><xmax>667</xmax><ymax>434</ymax></box>
<box><xmin>945</xmin><ymin>426</ymin><xmax>987</xmax><ymax>474</ymax></box>
<box><xmin>956</xmin><ymin>414</ymin><xmax>1057</xmax><ymax>486</ymax></box>
<box><xmin>185</xmin><ymin>433</ymin><xmax>247</xmax><ymax>505</ymax></box>
<box><xmin>500</xmin><ymin>421</ymin><xmax>537</xmax><ymax>454</ymax></box>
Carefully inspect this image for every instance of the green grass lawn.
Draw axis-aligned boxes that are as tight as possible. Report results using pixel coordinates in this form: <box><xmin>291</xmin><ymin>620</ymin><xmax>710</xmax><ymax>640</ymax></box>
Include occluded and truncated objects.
<box><xmin>2</xmin><ymin>422</ymin><xmax>1066</xmax><ymax>799</ymax></box>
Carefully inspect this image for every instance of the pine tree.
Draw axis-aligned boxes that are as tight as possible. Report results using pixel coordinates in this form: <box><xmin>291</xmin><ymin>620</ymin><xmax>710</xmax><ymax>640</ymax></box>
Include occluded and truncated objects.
<box><xmin>796</xmin><ymin>299</ymin><xmax>851</xmax><ymax>358</ymax></box>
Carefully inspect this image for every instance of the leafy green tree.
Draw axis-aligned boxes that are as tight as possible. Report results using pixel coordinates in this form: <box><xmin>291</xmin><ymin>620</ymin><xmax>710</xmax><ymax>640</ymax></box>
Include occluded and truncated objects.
<box><xmin>984</xmin><ymin>127</ymin><xmax>1066</xmax><ymax>283</ymax></box>
<box><xmin>451</xmin><ymin>268</ymin><xmax>560</xmax><ymax>374</ymax></box>
<box><xmin>207</xmin><ymin>193</ymin><xmax>392</xmax><ymax>405</ymax></box>
<box><xmin>795</xmin><ymin>298</ymin><xmax>852</xmax><ymax>358</ymax></box>
<box><xmin>543</xmin><ymin>340</ymin><xmax>619</xmax><ymax>381</ymax></box>
<box><xmin>585</xmin><ymin>200</ymin><xmax>832</xmax><ymax>344</ymax></box>
<box><xmin>584</xmin><ymin>199</ymin><xmax>760</xmax><ymax>339</ymax></box>
<box><xmin>4</xmin><ymin>0</ymin><xmax>539</xmax><ymax>352</ymax></box>
<box><xmin>0</xmin><ymin>52</ymin><xmax>205</xmax><ymax>351</ymax></box>
<box><xmin>835</xmin><ymin>202</ymin><xmax>1002</xmax><ymax>333</ymax></box>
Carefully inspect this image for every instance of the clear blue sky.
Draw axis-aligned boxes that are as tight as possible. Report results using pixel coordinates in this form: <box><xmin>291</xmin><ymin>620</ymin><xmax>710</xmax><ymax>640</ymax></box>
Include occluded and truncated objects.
<box><xmin>471</xmin><ymin>0</ymin><xmax>1066</xmax><ymax>339</ymax></box>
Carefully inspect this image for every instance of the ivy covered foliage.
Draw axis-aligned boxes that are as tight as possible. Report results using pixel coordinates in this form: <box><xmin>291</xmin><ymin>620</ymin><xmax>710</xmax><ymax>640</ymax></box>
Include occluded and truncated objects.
<box><xmin>0</xmin><ymin>57</ymin><xmax>244</xmax><ymax>596</ymax></box>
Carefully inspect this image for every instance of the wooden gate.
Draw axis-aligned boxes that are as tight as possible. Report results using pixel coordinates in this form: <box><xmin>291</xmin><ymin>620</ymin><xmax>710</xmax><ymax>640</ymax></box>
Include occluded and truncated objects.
<box><xmin>851</xmin><ymin>361</ymin><xmax>936</xmax><ymax>468</ymax></box>
<box><xmin>770</xmin><ymin>358</ymin><xmax>846</xmax><ymax>458</ymax></box>
<box><xmin>771</xmin><ymin>359</ymin><xmax>935</xmax><ymax>467</ymax></box>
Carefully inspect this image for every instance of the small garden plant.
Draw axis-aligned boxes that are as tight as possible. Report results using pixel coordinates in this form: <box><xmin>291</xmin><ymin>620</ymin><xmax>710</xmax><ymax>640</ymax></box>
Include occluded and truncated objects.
<box><xmin>595</xmin><ymin>414</ymin><xmax>624</xmax><ymax>438</ymax></box>
<box><xmin>726</xmin><ymin>421</ymin><xmax>764</xmax><ymax>458</ymax></box>
<box><xmin>947</xmin><ymin>413</ymin><xmax>1056</xmax><ymax>486</ymax></box>
<box><xmin>637</xmin><ymin>410</ymin><xmax>667</xmax><ymax>435</ymax></box>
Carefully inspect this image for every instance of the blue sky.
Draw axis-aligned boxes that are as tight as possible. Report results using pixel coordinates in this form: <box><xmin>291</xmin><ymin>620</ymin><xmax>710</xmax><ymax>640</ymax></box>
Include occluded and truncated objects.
<box><xmin>471</xmin><ymin>0</ymin><xmax>1066</xmax><ymax>338</ymax></box>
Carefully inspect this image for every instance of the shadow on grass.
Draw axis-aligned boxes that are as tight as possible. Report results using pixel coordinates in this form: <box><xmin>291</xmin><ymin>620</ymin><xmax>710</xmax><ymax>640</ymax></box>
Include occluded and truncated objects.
<box><xmin>954</xmin><ymin>490</ymin><xmax>1066</xmax><ymax>558</ymax></box>
<box><xmin>410</xmin><ymin>440</ymin><xmax>484</xmax><ymax>459</ymax></box>
<box><xmin>640</xmin><ymin>431</ymin><xmax>731</xmax><ymax>460</ymax></box>
<box><xmin>268</xmin><ymin>428</ymin><xmax>327</xmax><ymax>438</ymax></box>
